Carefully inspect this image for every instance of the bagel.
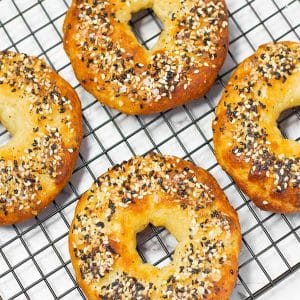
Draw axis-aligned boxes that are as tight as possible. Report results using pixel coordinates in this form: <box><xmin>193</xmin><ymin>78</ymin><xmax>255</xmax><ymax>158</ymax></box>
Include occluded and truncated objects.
<box><xmin>69</xmin><ymin>153</ymin><xmax>241</xmax><ymax>299</ymax></box>
<box><xmin>63</xmin><ymin>0</ymin><xmax>228</xmax><ymax>115</ymax></box>
<box><xmin>0</xmin><ymin>51</ymin><xmax>82</xmax><ymax>225</ymax></box>
<box><xmin>213</xmin><ymin>41</ymin><xmax>300</xmax><ymax>213</ymax></box>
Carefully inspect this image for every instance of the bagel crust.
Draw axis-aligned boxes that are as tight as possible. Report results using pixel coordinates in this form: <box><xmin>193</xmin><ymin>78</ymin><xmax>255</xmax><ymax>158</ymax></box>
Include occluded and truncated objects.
<box><xmin>213</xmin><ymin>42</ymin><xmax>300</xmax><ymax>213</ymax></box>
<box><xmin>63</xmin><ymin>0</ymin><xmax>228</xmax><ymax>115</ymax></box>
<box><xmin>69</xmin><ymin>153</ymin><xmax>241</xmax><ymax>299</ymax></box>
<box><xmin>0</xmin><ymin>51</ymin><xmax>82</xmax><ymax>225</ymax></box>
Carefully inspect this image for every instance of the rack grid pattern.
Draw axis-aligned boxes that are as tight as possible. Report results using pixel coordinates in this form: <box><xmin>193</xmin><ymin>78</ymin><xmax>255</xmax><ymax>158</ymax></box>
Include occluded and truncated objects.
<box><xmin>0</xmin><ymin>0</ymin><xmax>300</xmax><ymax>299</ymax></box>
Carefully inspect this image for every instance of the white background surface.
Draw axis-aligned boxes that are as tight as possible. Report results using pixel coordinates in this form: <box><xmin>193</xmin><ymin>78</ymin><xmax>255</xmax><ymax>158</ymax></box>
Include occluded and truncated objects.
<box><xmin>0</xmin><ymin>0</ymin><xmax>299</xmax><ymax>299</ymax></box>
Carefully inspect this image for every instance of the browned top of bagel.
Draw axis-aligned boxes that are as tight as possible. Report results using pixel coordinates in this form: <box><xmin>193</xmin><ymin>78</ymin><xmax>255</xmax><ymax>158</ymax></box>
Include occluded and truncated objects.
<box><xmin>0</xmin><ymin>51</ymin><xmax>82</xmax><ymax>225</ymax></box>
<box><xmin>69</xmin><ymin>153</ymin><xmax>241</xmax><ymax>299</ymax></box>
<box><xmin>213</xmin><ymin>41</ymin><xmax>300</xmax><ymax>213</ymax></box>
<box><xmin>63</xmin><ymin>0</ymin><xmax>228</xmax><ymax>115</ymax></box>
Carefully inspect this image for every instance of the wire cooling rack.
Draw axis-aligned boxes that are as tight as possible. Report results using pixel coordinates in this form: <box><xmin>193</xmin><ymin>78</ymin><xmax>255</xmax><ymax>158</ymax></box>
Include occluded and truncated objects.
<box><xmin>0</xmin><ymin>0</ymin><xmax>299</xmax><ymax>299</ymax></box>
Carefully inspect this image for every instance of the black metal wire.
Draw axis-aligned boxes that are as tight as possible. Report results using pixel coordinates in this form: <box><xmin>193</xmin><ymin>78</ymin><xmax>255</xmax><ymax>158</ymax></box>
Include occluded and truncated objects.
<box><xmin>0</xmin><ymin>0</ymin><xmax>299</xmax><ymax>299</ymax></box>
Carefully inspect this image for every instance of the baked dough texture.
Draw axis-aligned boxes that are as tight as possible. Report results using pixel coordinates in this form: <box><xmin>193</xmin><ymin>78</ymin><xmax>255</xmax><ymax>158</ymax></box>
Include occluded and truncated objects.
<box><xmin>0</xmin><ymin>51</ymin><xmax>82</xmax><ymax>225</ymax></box>
<box><xmin>63</xmin><ymin>0</ymin><xmax>228</xmax><ymax>115</ymax></box>
<box><xmin>69</xmin><ymin>153</ymin><xmax>241</xmax><ymax>299</ymax></box>
<box><xmin>213</xmin><ymin>41</ymin><xmax>300</xmax><ymax>213</ymax></box>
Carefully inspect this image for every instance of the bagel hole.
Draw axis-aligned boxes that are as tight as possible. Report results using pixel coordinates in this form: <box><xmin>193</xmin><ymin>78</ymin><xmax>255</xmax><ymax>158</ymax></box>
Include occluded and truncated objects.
<box><xmin>129</xmin><ymin>9</ymin><xmax>163</xmax><ymax>50</ymax></box>
<box><xmin>0</xmin><ymin>122</ymin><xmax>12</xmax><ymax>147</ymax></box>
<box><xmin>136</xmin><ymin>223</ymin><xmax>178</xmax><ymax>268</ymax></box>
<box><xmin>277</xmin><ymin>107</ymin><xmax>300</xmax><ymax>141</ymax></box>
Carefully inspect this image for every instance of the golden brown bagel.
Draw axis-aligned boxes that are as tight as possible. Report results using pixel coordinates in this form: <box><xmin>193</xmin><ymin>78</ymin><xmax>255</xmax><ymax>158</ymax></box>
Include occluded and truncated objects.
<box><xmin>63</xmin><ymin>0</ymin><xmax>228</xmax><ymax>115</ymax></box>
<box><xmin>69</xmin><ymin>153</ymin><xmax>241</xmax><ymax>299</ymax></box>
<box><xmin>0</xmin><ymin>51</ymin><xmax>82</xmax><ymax>225</ymax></box>
<box><xmin>213</xmin><ymin>41</ymin><xmax>300</xmax><ymax>213</ymax></box>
